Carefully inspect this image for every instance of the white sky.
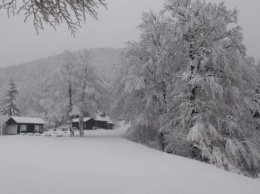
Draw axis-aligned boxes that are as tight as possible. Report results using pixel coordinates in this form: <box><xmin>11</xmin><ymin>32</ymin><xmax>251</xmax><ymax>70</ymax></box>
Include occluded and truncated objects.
<box><xmin>0</xmin><ymin>0</ymin><xmax>259</xmax><ymax>67</ymax></box>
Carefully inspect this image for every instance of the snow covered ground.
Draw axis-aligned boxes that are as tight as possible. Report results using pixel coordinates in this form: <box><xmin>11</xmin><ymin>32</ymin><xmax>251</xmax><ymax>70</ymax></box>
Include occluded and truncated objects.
<box><xmin>0</xmin><ymin>126</ymin><xmax>259</xmax><ymax>194</ymax></box>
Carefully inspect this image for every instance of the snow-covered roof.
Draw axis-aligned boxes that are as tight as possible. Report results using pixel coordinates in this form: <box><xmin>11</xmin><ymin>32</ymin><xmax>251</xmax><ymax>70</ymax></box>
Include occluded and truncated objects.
<box><xmin>71</xmin><ymin>115</ymin><xmax>113</xmax><ymax>124</ymax></box>
<box><xmin>10</xmin><ymin>116</ymin><xmax>45</xmax><ymax>124</ymax></box>
<box><xmin>94</xmin><ymin>115</ymin><xmax>113</xmax><ymax>123</ymax></box>
<box><xmin>72</xmin><ymin>117</ymin><xmax>92</xmax><ymax>122</ymax></box>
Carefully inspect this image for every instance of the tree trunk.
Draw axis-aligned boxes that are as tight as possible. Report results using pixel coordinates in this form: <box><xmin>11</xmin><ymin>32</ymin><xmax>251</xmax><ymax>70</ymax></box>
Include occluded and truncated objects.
<box><xmin>160</xmin><ymin>80</ymin><xmax>170</xmax><ymax>152</ymax></box>
<box><xmin>79</xmin><ymin>82</ymin><xmax>86</xmax><ymax>137</ymax></box>
<box><xmin>79</xmin><ymin>115</ymin><xmax>84</xmax><ymax>137</ymax></box>
<box><xmin>188</xmin><ymin>41</ymin><xmax>201</xmax><ymax>159</ymax></box>
<box><xmin>69</xmin><ymin>117</ymin><xmax>74</xmax><ymax>137</ymax></box>
<box><xmin>188</xmin><ymin>40</ymin><xmax>197</xmax><ymax>129</ymax></box>
<box><xmin>68</xmin><ymin>81</ymin><xmax>74</xmax><ymax>137</ymax></box>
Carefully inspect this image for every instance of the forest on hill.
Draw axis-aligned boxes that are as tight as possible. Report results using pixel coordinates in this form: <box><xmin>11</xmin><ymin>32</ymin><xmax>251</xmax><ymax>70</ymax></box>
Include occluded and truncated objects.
<box><xmin>0</xmin><ymin>48</ymin><xmax>121</xmax><ymax>126</ymax></box>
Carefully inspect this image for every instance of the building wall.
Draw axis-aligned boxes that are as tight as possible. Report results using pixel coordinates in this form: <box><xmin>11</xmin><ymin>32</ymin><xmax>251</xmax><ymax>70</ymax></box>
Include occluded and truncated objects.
<box><xmin>94</xmin><ymin>121</ymin><xmax>108</xmax><ymax>129</ymax></box>
<box><xmin>107</xmin><ymin>123</ymin><xmax>114</xmax><ymax>129</ymax></box>
<box><xmin>1</xmin><ymin>125</ymin><xmax>7</xmax><ymax>135</ymax></box>
<box><xmin>84</xmin><ymin>119</ymin><xmax>96</xmax><ymax>129</ymax></box>
<box><xmin>5</xmin><ymin>123</ymin><xmax>44</xmax><ymax>135</ymax></box>
<box><xmin>72</xmin><ymin>119</ymin><xmax>114</xmax><ymax>130</ymax></box>
<box><xmin>72</xmin><ymin>119</ymin><xmax>96</xmax><ymax>130</ymax></box>
<box><xmin>6</xmin><ymin>125</ymin><xmax>17</xmax><ymax>135</ymax></box>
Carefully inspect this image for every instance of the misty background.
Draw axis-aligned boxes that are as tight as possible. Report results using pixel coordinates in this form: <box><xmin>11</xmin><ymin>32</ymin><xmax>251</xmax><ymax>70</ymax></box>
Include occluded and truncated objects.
<box><xmin>0</xmin><ymin>0</ymin><xmax>260</xmax><ymax>67</ymax></box>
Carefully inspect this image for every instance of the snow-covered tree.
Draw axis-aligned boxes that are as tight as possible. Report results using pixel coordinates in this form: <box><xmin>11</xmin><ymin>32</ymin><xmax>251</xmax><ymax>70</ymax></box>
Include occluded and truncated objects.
<box><xmin>0</xmin><ymin>0</ymin><xmax>106</xmax><ymax>35</ymax></box>
<box><xmin>1</xmin><ymin>78</ymin><xmax>21</xmax><ymax>116</ymax></box>
<box><xmin>115</xmin><ymin>0</ymin><xmax>260</xmax><ymax>177</ymax></box>
<box><xmin>59</xmin><ymin>49</ymin><xmax>109</xmax><ymax>137</ymax></box>
<box><xmin>160</xmin><ymin>0</ymin><xmax>260</xmax><ymax>176</ymax></box>
<box><xmin>113</xmin><ymin>11</ymin><xmax>171</xmax><ymax>149</ymax></box>
<box><xmin>72</xmin><ymin>50</ymin><xmax>103</xmax><ymax>136</ymax></box>
<box><xmin>60</xmin><ymin>50</ymin><xmax>78</xmax><ymax>136</ymax></box>
<box><xmin>36</xmin><ymin>68</ymin><xmax>69</xmax><ymax>127</ymax></box>
<box><xmin>0</xmin><ymin>48</ymin><xmax>118</xmax><ymax>128</ymax></box>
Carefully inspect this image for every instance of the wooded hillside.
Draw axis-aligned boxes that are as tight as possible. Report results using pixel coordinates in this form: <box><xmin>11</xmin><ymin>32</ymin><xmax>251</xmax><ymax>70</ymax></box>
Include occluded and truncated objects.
<box><xmin>0</xmin><ymin>48</ymin><xmax>121</xmax><ymax>126</ymax></box>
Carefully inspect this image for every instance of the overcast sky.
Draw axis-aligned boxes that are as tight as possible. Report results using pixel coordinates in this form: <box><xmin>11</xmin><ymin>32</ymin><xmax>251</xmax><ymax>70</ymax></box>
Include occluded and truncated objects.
<box><xmin>0</xmin><ymin>0</ymin><xmax>260</xmax><ymax>67</ymax></box>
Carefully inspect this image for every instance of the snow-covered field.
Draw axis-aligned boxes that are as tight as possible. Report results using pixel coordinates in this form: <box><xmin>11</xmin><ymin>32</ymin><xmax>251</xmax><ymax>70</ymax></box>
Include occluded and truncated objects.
<box><xmin>0</xmin><ymin>126</ymin><xmax>259</xmax><ymax>194</ymax></box>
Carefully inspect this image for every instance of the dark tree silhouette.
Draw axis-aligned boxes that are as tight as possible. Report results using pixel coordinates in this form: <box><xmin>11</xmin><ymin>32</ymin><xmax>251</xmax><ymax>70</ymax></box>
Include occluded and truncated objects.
<box><xmin>0</xmin><ymin>0</ymin><xmax>106</xmax><ymax>35</ymax></box>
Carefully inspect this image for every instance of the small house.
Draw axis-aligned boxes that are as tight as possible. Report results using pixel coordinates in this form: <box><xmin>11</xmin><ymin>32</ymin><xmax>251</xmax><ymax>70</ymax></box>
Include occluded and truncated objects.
<box><xmin>5</xmin><ymin>116</ymin><xmax>45</xmax><ymax>135</ymax></box>
<box><xmin>107</xmin><ymin>122</ymin><xmax>114</xmax><ymax>130</ymax></box>
<box><xmin>71</xmin><ymin>115</ymin><xmax>114</xmax><ymax>130</ymax></box>
<box><xmin>94</xmin><ymin>115</ymin><xmax>114</xmax><ymax>129</ymax></box>
<box><xmin>71</xmin><ymin>117</ymin><xmax>95</xmax><ymax>130</ymax></box>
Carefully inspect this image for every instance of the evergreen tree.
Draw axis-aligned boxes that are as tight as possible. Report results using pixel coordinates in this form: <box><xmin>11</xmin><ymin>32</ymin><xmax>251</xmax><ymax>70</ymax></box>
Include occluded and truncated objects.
<box><xmin>1</xmin><ymin>78</ymin><xmax>21</xmax><ymax>116</ymax></box>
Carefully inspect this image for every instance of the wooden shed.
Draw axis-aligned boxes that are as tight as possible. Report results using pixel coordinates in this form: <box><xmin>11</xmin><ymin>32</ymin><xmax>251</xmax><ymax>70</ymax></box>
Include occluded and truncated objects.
<box><xmin>71</xmin><ymin>115</ymin><xmax>114</xmax><ymax>130</ymax></box>
<box><xmin>72</xmin><ymin>117</ymin><xmax>95</xmax><ymax>130</ymax></box>
<box><xmin>94</xmin><ymin>115</ymin><xmax>114</xmax><ymax>129</ymax></box>
<box><xmin>5</xmin><ymin>116</ymin><xmax>45</xmax><ymax>135</ymax></box>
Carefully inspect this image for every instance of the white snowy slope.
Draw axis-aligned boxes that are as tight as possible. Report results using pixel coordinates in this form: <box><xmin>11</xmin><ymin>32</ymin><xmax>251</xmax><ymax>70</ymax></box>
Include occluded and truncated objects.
<box><xmin>0</xmin><ymin>127</ymin><xmax>259</xmax><ymax>194</ymax></box>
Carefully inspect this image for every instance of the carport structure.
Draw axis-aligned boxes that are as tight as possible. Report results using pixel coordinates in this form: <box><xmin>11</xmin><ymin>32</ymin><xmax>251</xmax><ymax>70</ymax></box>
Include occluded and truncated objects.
<box><xmin>5</xmin><ymin>116</ymin><xmax>45</xmax><ymax>135</ymax></box>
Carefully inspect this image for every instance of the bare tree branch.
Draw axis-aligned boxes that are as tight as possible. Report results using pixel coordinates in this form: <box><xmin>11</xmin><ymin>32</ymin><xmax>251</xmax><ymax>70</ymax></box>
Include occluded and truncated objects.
<box><xmin>0</xmin><ymin>0</ymin><xmax>107</xmax><ymax>36</ymax></box>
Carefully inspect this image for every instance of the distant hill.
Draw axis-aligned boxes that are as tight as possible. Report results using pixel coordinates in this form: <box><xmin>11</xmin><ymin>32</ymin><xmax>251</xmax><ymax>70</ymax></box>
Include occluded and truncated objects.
<box><xmin>0</xmin><ymin>48</ymin><xmax>122</xmax><ymax>125</ymax></box>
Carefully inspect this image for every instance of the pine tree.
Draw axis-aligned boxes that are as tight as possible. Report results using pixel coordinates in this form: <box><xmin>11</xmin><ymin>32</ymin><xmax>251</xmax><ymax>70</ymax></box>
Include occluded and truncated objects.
<box><xmin>1</xmin><ymin>78</ymin><xmax>21</xmax><ymax>116</ymax></box>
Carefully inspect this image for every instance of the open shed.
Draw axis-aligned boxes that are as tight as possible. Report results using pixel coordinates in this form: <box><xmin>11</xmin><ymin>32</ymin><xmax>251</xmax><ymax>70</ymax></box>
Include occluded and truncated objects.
<box><xmin>5</xmin><ymin>116</ymin><xmax>45</xmax><ymax>135</ymax></box>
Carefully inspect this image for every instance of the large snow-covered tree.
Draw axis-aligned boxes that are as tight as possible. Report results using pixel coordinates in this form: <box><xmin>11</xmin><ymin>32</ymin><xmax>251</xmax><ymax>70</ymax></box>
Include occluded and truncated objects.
<box><xmin>161</xmin><ymin>0</ymin><xmax>260</xmax><ymax>176</ymax></box>
<box><xmin>60</xmin><ymin>50</ymin><xmax>78</xmax><ymax>136</ymax></box>
<box><xmin>115</xmin><ymin>0</ymin><xmax>260</xmax><ymax>177</ymax></box>
<box><xmin>113</xmin><ymin>11</ymin><xmax>171</xmax><ymax>149</ymax></box>
<box><xmin>72</xmin><ymin>50</ymin><xmax>103</xmax><ymax>136</ymax></box>
<box><xmin>36</xmin><ymin>67</ymin><xmax>69</xmax><ymax>127</ymax></box>
<box><xmin>59</xmin><ymin>49</ymin><xmax>109</xmax><ymax>137</ymax></box>
<box><xmin>0</xmin><ymin>0</ymin><xmax>106</xmax><ymax>35</ymax></box>
<box><xmin>0</xmin><ymin>78</ymin><xmax>21</xmax><ymax>116</ymax></box>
